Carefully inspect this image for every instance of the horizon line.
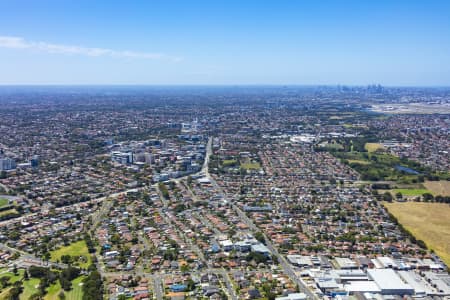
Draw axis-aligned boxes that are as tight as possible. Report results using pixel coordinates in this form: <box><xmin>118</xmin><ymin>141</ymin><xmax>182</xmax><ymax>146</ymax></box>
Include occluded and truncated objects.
<box><xmin>1</xmin><ymin>83</ymin><xmax>450</xmax><ymax>89</ymax></box>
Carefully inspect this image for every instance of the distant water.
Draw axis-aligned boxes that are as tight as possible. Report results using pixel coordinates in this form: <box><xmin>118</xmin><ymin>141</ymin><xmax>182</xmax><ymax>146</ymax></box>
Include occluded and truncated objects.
<box><xmin>395</xmin><ymin>165</ymin><xmax>421</xmax><ymax>175</ymax></box>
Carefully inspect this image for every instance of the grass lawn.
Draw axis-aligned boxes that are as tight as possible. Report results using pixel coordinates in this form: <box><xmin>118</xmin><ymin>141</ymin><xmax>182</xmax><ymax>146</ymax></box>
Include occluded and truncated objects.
<box><xmin>222</xmin><ymin>159</ymin><xmax>238</xmax><ymax>167</ymax></box>
<box><xmin>20</xmin><ymin>278</ymin><xmax>40</xmax><ymax>300</ymax></box>
<box><xmin>424</xmin><ymin>180</ymin><xmax>450</xmax><ymax>196</ymax></box>
<box><xmin>383</xmin><ymin>202</ymin><xmax>450</xmax><ymax>267</ymax></box>
<box><xmin>0</xmin><ymin>208</ymin><xmax>18</xmax><ymax>217</ymax></box>
<box><xmin>240</xmin><ymin>162</ymin><xmax>261</xmax><ymax>170</ymax></box>
<box><xmin>44</xmin><ymin>276</ymin><xmax>85</xmax><ymax>300</ymax></box>
<box><xmin>392</xmin><ymin>188</ymin><xmax>429</xmax><ymax>196</ymax></box>
<box><xmin>0</xmin><ymin>287</ymin><xmax>12</xmax><ymax>299</ymax></box>
<box><xmin>50</xmin><ymin>240</ymin><xmax>91</xmax><ymax>269</ymax></box>
<box><xmin>44</xmin><ymin>280</ymin><xmax>62</xmax><ymax>300</ymax></box>
<box><xmin>0</xmin><ymin>197</ymin><xmax>9</xmax><ymax>207</ymax></box>
<box><xmin>65</xmin><ymin>276</ymin><xmax>85</xmax><ymax>300</ymax></box>
<box><xmin>0</xmin><ymin>268</ymin><xmax>24</xmax><ymax>283</ymax></box>
<box><xmin>364</xmin><ymin>143</ymin><xmax>384</xmax><ymax>152</ymax></box>
<box><xmin>347</xmin><ymin>159</ymin><xmax>370</xmax><ymax>165</ymax></box>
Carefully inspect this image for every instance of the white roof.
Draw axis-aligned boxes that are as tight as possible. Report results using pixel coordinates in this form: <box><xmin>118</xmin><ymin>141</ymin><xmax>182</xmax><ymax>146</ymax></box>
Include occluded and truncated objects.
<box><xmin>397</xmin><ymin>271</ymin><xmax>433</xmax><ymax>295</ymax></box>
<box><xmin>197</xmin><ymin>177</ymin><xmax>211</xmax><ymax>183</ymax></box>
<box><xmin>275</xmin><ymin>293</ymin><xmax>308</xmax><ymax>300</ymax></box>
<box><xmin>377</xmin><ymin>256</ymin><xmax>397</xmax><ymax>268</ymax></box>
<box><xmin>345</xmin><ymin>281</ymin><xmax>381</xmax><ymax>293</ymax></box>
<box><xmin>367</xmin><ymin>269</ymin><xmax>413</xmax><ymax>291</ymax></box>
<box><xmin>220</xmin><ymin>240</ymin><xmax>233</xmax><ymax>247</ymax></box>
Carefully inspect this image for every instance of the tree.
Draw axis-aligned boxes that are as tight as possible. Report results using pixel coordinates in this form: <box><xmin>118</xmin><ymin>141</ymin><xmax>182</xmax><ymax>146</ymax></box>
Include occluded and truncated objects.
<box><xmin>395</xmin><ymin>192</ymin><xmax>403</xmax><ymax>200</ymax></box>
<box><xmin>422</xmin><ymin>193</ymin><xmax>434</xmax><ymax>202</ymax></box>
<box><xmin>58</xmin><ymin>291</ymin><xmax>66</xmax><ymax>300</ymax></box>
<box><xmin>82</xmin><ymin>270</ymin><xmax>103</xmax><ymax>300</ymax></box>
<box><xmin>28</xmin><ymin>293</ymin><xmax>42</xmax><ymax>300</ymax></box>
<box><xmin>0</xmin><ymin>276</ymin><xmax>11</xmax><ymax>288</ymax></box>
<box><xmin>180</xmin><ymin>264</ymin><xmax>190</xmax><ymax>273</ymax></box>
<box><xmin>42</xmin><ymin>252</ymin><xmax>51</xmax><ymax>262</ymax></box>
<box><xmin>60</xmin><ymin>255</ymin><xmax>72</xmax><ymax>265</ymax></box>
<box><xmin>382</xmin><ymin>192</ymin><xmax>393</xmax><ymax>202</ymax></box>
<box><xmin>5</xmin><ymin>288</ymin><xmax>21</xmax><ymax>300</ymax></box>
<box><xmin>12</xmin><ymin>265</ymin><xmax>18</xmax><ymax>276</ymax></box>
<box><xmin>254</xmin><ymin>232</ymin><xmax>265</xmax><ymax>244</ymax></box>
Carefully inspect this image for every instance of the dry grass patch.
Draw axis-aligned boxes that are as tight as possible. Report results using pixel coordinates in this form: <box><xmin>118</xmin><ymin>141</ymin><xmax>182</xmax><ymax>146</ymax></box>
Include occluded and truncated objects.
<box><xmin>364</xmin><ymin>143</ymin><xmax>384</xmax><ymax>153</ymax></box>
<box><xmin>424</xmin><ymin>181</ymin><xmax>450</xmax><ymax>196</ymax></box>
<box><xmin>383</xmin><ymin>202</ymin><xmax>450</xmax><ymax>267</ymax></box>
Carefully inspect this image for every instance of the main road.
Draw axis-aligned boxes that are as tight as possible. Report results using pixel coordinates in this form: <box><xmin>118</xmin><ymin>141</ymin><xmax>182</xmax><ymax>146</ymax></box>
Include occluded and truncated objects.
<box><xmin>203</xmin><ymin>138</ymin><xmax>317</xmax><ymax>300</ymax></box>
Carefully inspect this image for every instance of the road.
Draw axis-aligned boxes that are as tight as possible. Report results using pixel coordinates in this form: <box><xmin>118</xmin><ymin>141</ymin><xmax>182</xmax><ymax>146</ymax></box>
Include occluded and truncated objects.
<box><xmin>203</xmin><ymin>139</ymin><xmax>317</xmax><ymax>300</ymax></box>
<box><xmin>0</xmin><ymin>243</ymin><xmax>67</xmax><ymax>269</ymax></box>
<box><xmin>0</xmin><ymin>138</ymin><xmax>213</xmax><ymax>228</ymax></box>
<box><xmin>102</xmin><ymin>268</ymin><xmax>237</xmax><ymax>300</ymax></box>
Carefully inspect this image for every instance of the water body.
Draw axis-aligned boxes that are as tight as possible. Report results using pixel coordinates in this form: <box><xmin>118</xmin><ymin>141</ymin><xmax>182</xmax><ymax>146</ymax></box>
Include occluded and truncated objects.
<box><xmin>395</xmin><ymin>165</ymin><xmax>421</xmax><ymax>175</ymax></box>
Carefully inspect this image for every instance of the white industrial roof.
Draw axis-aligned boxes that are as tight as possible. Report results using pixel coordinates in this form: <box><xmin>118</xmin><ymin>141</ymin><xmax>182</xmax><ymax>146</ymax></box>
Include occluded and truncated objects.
<box><xmin>344</xmin><ymin>281</ymin><xmax>381</xmax><ymax>293</ymax></box>
<box><xmin>397</xmin><ymin>271</ymin><xmax>434</xmax><ymax>295</ymax></box>
<box><xmin>367</xmin><ymin>269</ymin><xmax>413</xmax><ymax>291</ymax></box>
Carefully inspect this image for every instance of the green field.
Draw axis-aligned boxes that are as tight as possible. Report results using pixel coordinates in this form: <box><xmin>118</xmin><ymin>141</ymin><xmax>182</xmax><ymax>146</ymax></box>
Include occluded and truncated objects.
<box><xmin>50</xmin><ymin>241</ymin><xmax>91</xmax><ymax>268</ymax></box>
<box><xmin>241</xmin><ymin>162</ymin><xmax>261</xmax><ymax>170</ymax></box>
<box><xmin>0</xmin><ymin>268</ymin><xmax>84</xmax><ymax>300</ymax></box>
<box><xmin>333</xmin><ymin>150</ymin><xmax>431</xmax><ymax>183</ymax></box>
<box><xmin>222</xmin><ymin>159</ymin><xmax>238</xmax><ymax>167</ymax></box>
<box><xmin>384</xmin><ymin>202</ymin><xmax>450</xmax><ymax>267</ymax></box>
<box><xmin>0</xmin><ymin>268</ymin><xmax>24</xmax><ymax>284</ymax></box>
<box><xmin>44</xmin><ymin>280</ymin><xmax>62</xmax><ymax>300</ymax></box>
<box><xmin>44</xmin><ymin>276</ymin><xmax>85</xmax><ymax>300</ymax></box>
<box><xmin>20</xmin><ymin>278</ymin><xmax>40</xmax><ymax>300</ymax></box>
<box><xmin>347</xmin><ymin>159</ymin><xmax>370</xmax><ymax>165</ymax></box>
<box><xmin>64</xmin><ymin>276</ymin><xmax>85</xmax><ymax>300</ymax></box>
<box><xmin>392</xmin><ymin>189</ymin><xmax>430</xmax><ymax>196</ymax></box>
<box><xmin>0</xmin><ymin>197</ymin><xmax>9</xmax><ymax>208</ymax></box>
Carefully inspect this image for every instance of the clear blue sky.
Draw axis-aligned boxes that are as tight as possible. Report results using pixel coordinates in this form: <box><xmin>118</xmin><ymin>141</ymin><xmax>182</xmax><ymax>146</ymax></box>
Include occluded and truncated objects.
<box><xmin>0</xmin><ymin>0</ymin><xmax>449</xmax><ymax>86</ymax></box>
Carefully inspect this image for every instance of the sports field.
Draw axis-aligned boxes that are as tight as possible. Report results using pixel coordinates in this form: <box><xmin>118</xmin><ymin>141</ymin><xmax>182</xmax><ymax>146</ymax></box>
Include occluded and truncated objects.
<box><xmin>392</xmin><ymin>188</ymin><xmax>429</xmax><ymax>196</ymax></box>
<box><xmin>383</xmin><ymin>202</ymin><xmax>450</xmax><ymax>267</ymax></box>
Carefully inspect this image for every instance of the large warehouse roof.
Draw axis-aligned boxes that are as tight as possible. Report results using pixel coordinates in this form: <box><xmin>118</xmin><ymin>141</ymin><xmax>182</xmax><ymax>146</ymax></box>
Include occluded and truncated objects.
<box><xmin>367</xmin><ymin>269</ymin><xmax>414</xmax><ymax>295</ymax></box>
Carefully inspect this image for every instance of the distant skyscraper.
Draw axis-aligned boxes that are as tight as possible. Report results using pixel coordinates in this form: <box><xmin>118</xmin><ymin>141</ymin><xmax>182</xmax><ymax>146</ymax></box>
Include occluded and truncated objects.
<box><xmin>30</xmin><ymin>156</ymin><xmax>39</xmax><ymax>168</ymax></box>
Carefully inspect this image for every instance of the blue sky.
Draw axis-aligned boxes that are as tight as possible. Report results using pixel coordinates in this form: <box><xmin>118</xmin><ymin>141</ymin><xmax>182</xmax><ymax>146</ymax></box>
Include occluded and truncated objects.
<box><xmin>0</xmin><ymin>0</ymin><xmax>450</xmax><ymax>86</ymax></box>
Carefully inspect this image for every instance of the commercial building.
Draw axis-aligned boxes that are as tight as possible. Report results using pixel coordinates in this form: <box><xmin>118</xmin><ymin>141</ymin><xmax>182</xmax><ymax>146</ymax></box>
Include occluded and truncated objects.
<box><xmin>367</xmin><ymin>269</ymin><xmax>414</xmax><ymax>295</ymax></box>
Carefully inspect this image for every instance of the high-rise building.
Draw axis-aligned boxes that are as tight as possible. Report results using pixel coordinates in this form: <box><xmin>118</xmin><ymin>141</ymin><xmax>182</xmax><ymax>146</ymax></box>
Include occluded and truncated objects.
<box><xmin>30</xmin><ymin>156</ymin><xmax>39</xmax><ymax>168</ymax></box>
<box><xmin>0</xmin><ymin>158</ymin><xmax>16</xmax><ymax>171</ymax></box>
